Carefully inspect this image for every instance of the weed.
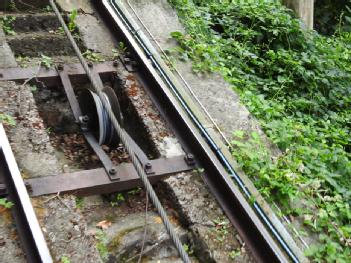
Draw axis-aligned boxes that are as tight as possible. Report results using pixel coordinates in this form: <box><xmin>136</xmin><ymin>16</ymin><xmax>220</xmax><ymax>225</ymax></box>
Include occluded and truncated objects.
<box><xmin>16</xmin><ymin>55</ymin><xmax>30</xmax><ymax>68</ymax></box>
<box><xmin>0</xmin><ymin>113</ymin><xmax>16</xmax><ymax>126</ymax></box>
<box><xmin>75</xmin><ymin>197</ymin><xmax>84</xmax><ymax>209</ymax></box>
<box><xmin>0</xmin><ymin>198</ymin><xmax>14</xmax><ymax>209</ymax></box>
<box><xmin>58</xmin><ymin>9</ymin><xmax>78</xmax><ymax>36</ymax></box>
<box><xmin>30</xmin><ymin>85</ymin><xmax>37</xmax><ymax>92</ymax></box>
<box><xmin>40</xmin><ymin>55</ymin><xmax>53</xmax><ymax>69</ymax></box>
<box><xmin>83</xmin><ymin>50</ymin><xmax>105</xmax><ymax>63</ymax></box>
<box><xmin>68</xmin><ymin>9</ymin><xmax>78</xmax><ymax>33</ymax></box>
<box><xmin>194</xmin><ymin>167</ymin><xmax>204</xmax><ymax>174</ymax></box>
<box><xmin>127</xmin><ymin>187</ymin><xmax>141</xmax><ymax>196</ymax></box>
<box><xmin>8</xmin><ymin>0</ymin><xmax>17</xmax><ymax>11</ymax></box>
<box><xmin>43</xmin><ymin>5</ymin><xmax>53</xmax><ymax>12</ymax></box>
<box><xmin>0</xmin><ymin>16</ymin><xmax>16</xmax><ymax>35</ymax></box>
<box><xmin>112</xmin><ymin>42</ymin><xmax>128</xmax><ymax>59</ymax></box>
<box><xmin>95</xmin><ymin>229</ymin><xmax>109</xmax><ymax>260</ymax></box>
<box><xmin>212</xmin><ymin>217</ymin><xmax>229</xmax><ymax>242</ymax></box>
<box><xmin>110</xmin><ymin>193</ymin><xmax>125</xmax><ymax>207</ymax></box>
<box><xmin>182</xmin><ymin>243</ymin><xmax>194</xmax><ymax>255</ymax></box>
<box><xmin>60</xmin><ymin>256</ymin><xmax>70</xmax><ymax>263</ymax></box>
<box><xmin>229</xmin><ymin>248</ymin><xmax>241</xmax><ymax>260</ymax></box>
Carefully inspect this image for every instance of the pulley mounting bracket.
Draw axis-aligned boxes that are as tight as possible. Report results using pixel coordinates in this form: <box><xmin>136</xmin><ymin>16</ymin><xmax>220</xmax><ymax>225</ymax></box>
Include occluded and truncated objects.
<box><xmin>0</xmin><ymin>62</ymin><xmax>196</xmax><ymax>196</ymax></box>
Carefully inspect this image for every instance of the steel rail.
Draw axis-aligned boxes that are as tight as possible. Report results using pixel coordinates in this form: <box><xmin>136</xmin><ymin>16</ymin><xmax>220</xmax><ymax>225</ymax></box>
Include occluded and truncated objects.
<box><xmin>0</xmin><ymin>124</ymin><xmax>53</xmax><ymax>263</ymax></box>
<box><xmin>124</xmin><ymin>1</ymin><xmax>309</xmax><ymax>249</ymax></box>
<box><xmin>97</xmin><ymin>1</ymin><xmax>302</xmax><ymax>262</ymax></box>
<box><xmin>49</xmin><ymin>1</ymin><xmax>191</xmax><ymax>262</ymax></box>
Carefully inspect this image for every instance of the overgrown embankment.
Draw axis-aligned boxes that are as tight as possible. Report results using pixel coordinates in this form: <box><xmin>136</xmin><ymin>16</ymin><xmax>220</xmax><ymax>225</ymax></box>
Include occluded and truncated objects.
<box><xmin>168</xmin><ymin>0</ymin><xmax>351</xmax><ymax>261</ymax></box>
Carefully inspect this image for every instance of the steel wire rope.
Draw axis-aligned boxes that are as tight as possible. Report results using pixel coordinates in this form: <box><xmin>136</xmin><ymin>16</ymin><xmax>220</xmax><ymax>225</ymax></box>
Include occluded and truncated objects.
<box><xmin>49</xmin><ymin>1</ymin><xmax>191</xmax><ymax>262</ymax></box>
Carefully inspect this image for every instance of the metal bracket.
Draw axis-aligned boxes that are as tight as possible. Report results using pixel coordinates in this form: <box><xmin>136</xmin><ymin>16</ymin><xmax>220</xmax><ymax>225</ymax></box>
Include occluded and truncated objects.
<box><xmin>56</xmin><ymin>65</ymin><xmax>121</xmax><ymax>180</ymax></box>
<box><xmin>2</xmin><ymin>62</ymin><xmax>197</xmax><ymax>197</ymax></box>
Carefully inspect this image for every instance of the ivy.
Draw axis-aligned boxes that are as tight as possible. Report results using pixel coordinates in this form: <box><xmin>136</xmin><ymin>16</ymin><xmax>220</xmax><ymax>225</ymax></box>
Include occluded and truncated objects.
<box><xmin>169</xmin><ymin>0</ymin><xmax>351</xmax><ymax>261</ymax></box>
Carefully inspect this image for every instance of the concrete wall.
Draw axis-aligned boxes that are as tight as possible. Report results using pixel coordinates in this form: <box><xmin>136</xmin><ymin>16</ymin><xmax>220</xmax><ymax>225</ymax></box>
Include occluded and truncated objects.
<box><xmin>283</xmin><ymin>0</ymin><xmax>314</xmax><ymax>29</ymax></box>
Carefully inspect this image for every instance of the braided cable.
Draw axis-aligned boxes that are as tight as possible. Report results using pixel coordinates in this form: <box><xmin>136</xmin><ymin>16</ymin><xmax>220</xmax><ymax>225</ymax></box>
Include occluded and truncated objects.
<box><xmin>49</xmin><ymin>1</ymin><xmax>191</xmax><ymax>262</ymax></box>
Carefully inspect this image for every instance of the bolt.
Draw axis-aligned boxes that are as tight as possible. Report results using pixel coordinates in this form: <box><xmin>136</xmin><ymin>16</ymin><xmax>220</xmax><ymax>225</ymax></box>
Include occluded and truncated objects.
<box><xmin>82</xmin><ymin>115</ymin><xmax>89</xmax><ymax>123</ymax></box>
<box><xmin>145</xmin><ymin>162</ymin><xmax>152</xmax><ymax>170</ymax></box>
<box><xmin>113</xmin><ymin>60</ymin><xmax>119</xmax><ymax>67</ymax></box>
<box><xmin>109</xmin><ymin>168</ymin><xmax>117</xmax><ymax>175</ymax></box>
<box><xmin>186</xmin><ymin>153</ymin><xmax>194</xmax><ymax>161</ymax></box>
<box><xmin>185</xmin><ymin>153</ymin><xmax>195</xmax><ymax>165</ymax></box>
<box><xmin>25</xmin><ymin>182</ymin><xmax>32</xmax><ymax>193</ymax></box>
<box><xmin>88</xmin><ymin>61</ymin><xmax>93</xmax><ymax>68</ymax></box>
<box><xmin>57</xmin><ymin>64</ymin><xmax>64</xmax><ymax>71</ymax></box>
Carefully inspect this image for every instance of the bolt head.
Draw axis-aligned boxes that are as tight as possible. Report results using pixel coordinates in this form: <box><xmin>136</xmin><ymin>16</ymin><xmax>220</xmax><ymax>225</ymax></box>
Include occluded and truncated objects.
<box><xmin>109</xmin><ymin>168</ymin><xmax>117</xmax><ymax>175</ymax></box>
<box><xmin>187</xmin><ymin>154</ymin><xmax>194</xmax><ymax>161</ymax></box>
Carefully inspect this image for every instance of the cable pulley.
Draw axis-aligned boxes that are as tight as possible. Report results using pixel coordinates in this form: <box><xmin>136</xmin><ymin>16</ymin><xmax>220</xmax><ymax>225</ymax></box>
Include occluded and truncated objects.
<box><xmin>79</xmin><ymin>86</ymin><xmax>123</xmax><ymax>146</ymax></box>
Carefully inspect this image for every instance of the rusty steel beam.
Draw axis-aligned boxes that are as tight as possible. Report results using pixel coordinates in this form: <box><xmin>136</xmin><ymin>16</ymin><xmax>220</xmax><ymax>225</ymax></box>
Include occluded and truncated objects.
<box><xmin>0</xmin><ymin>62</ymin><xmax>118</xmax><ymax>86</ymax></box>
<box><xmin>26</xmin><ymin>155</ymin><xmax>194</xmax><ymax>196</ymax></box>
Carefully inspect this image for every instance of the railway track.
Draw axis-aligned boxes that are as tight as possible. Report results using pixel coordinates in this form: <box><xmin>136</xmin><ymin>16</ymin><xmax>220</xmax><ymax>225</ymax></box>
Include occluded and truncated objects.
<box><xmin>0</xmin><ymin>1</ymin><xmax>307</xmax><ymax>262</ymax></box>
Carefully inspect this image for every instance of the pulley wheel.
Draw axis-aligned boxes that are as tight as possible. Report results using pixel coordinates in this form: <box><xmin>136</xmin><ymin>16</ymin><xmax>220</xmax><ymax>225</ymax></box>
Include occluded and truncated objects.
<box><xmin>78</xmin><ymin>87</ymin><xmax>123</xmax><ymax>146</ymax></box>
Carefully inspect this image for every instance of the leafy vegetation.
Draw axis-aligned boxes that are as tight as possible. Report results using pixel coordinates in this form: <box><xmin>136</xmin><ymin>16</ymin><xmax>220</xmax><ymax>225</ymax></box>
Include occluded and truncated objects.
<box><xmin>58</xmin><ymin>9</ymin><xmax>78</xmax><ymax>36</ymax></box>
<box><xmin>60</xmin><ymin>256</ymin><xmax>71</xmax><ymax>263</ymax></box>
<box><xmin>110</xmin><ymin>193</ymin><xmax>125</xmax><ymax>207</ymax></box>
<box><xmin>75</xmin><ymin>197</ymin><xmax>84</xmax><ymax>209</ymax></box>
<box><xmin>95</xmin><ymin>229</ymin><xmax>109</xmax><ymax>260</ymax></box>
<box><xmin>0</xmin><ymin>15</ymin><xmax>16</xmax><ymax>35</ymax></box>
<box><xmin>0</xmin><ymin>198</ymin><xmax>14</xmax><ymax>209</ymax></box>
<box><xmin>0</xmin><ymin>113</ymin><xmax>16</xmax><ymax>126</ymax></box>
<box><xmin>169</xmin><ymin>0</ymin><xmax>351</xmax><ymax>261</ymax></box>
<box><xmin>67</xmin><ymin>9</ymin><xmax>78</xmax><ymax>33</ymax></box>
<box><xmin>83</xmin><ymin>49</ymin><xmax>105</xmax><ymax>62</ymax></box>
<box><xmin>40</xmin><ymin>54</ymin><xmax>53</xmax><ymax>68</ymax></box>
<box><xmin>112</xmin><ymin>41</ymin><xmax>128</xmax><ymax>58</ymax></box>
<box><xmin>212</xmin><ymin>217</ymin><xmax>230</xmax><ymax>242</ymax></box>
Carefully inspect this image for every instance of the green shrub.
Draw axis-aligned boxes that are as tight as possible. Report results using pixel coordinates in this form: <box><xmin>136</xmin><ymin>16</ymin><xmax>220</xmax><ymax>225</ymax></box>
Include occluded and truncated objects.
<box><xmin>169</xmin><ymin>0</ymin><xmax>351</xmax><ymax>261</ymax></box>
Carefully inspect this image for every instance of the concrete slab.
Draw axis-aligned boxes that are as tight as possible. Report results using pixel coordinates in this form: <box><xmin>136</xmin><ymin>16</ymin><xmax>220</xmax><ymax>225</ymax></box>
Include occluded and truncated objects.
<box><xmin>105</xmin><ymin>212</ymin><xmax>188</xmax><ymax>261</ymax></box>
<box><xmin>55</xmin><ymin>0</ymin><xmax>94</xmax><ymax>14</ymax></box>
<box><xmin>121</xmin><ymin>0</ymin><xmax>277</xmax><ymax>151</ymax></box>
<box><xmin>0</xmin><ymin>28</ymin><xmax>17</xmax><ymax>68</ymax></box>
<box><xmin>76</xmin><ymin>14</ymin><xmax>116</xmax><ymax>57</ymax></box>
